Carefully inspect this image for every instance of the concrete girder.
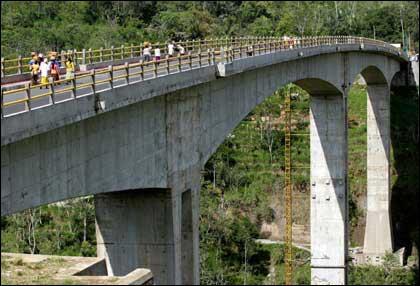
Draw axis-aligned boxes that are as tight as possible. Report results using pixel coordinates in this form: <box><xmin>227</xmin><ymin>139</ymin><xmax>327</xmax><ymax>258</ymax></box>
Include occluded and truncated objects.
<box><xmin>1</xmin><ymin>48</ymin><xmax>405</xmax><ymax>285</ymax></box>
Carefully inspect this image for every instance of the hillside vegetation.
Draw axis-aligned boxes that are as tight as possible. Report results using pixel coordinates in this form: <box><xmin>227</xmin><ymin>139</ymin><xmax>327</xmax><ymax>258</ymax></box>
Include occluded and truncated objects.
<box><xmin>2</xmin><ymin>84</ymin><xmax>418</xmax><ymax>284</ymax></box>
<box><xmin>1</xmin><ymin>1</ymin><xmax>419</xmax><ymax>285</ymax></box>
<box><xmin>1</xmin><ymin>1</ymin><xmax>419</xmax><ymax>58</ymax></box>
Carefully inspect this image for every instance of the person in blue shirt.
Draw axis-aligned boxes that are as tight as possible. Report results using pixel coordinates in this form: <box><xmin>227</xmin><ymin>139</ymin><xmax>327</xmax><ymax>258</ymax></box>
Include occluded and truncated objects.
<box><xmin>28</xmin><ymin>52</ymin><xmax>36</xmax><ymax>70</ymax></box>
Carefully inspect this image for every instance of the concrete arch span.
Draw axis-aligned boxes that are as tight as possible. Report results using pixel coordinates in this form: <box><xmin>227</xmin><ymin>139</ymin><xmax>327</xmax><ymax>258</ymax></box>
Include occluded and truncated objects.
<box><xmin>1</xmin><ymin>50</ymin><xmax>404</xmax><ymax>285</ymax></box>
<box><xmin>96</xmin><ymin>60</ymin><xmax>352</xmax><ymax>285</ymax></box>
<box><xmin>1</xmin><ymin>52</ymin><xmax>370</xmax><ymax>216</ymax></box>
<box><xmin>95</xmin><ymin>54</ymin><xmax>399</xmax><ymax>284</ymax></box>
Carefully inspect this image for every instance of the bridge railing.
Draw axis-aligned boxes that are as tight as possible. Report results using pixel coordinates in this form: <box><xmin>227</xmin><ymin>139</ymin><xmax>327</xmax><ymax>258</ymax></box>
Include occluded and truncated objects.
<box><xmin>0</xmin><ymin>36</ymin><xmax>399</xmax><ymax>78</ymax></box>
<box><xmin>1</xmin><ymin>38</ymin><xmax>263</xmax><ymax>78</ymax></box>
<box><xmin>1</xmin><ymin>36</ymin><xmax>403</xmax><ymax>118</ymax></box>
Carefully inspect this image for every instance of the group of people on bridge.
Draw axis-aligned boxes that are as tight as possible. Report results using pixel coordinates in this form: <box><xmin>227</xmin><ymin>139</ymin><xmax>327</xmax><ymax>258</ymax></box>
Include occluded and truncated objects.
<box><xmin>142</xmin><ymin>40</ymin><xmax>186</xmax><ymax>63</ymax></box>
<box><xmin>29</xmin><ymin>52</ymin><xmax>74</xmax><ymax>88</ymax></box>
<box><xmin>28</xmin><ymin>40</ymin><xmax>188</xmax><ymax>87</ymax></box>
<box><xmin>27</xmin><ymin>37</ymin><xmax>300</xmax><ymax>87</ymax></box>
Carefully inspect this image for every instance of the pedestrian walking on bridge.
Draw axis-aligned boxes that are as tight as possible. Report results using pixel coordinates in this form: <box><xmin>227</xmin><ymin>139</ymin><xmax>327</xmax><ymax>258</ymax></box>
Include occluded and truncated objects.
<box><xmin>65</xmin><ymin>57</ymin><xmax>75</xmax><ymax>82</ymax></box>
<box><xmin>168</xmin><ymin>41</ymin><xmax>175</xmax><ymax>57</ymax></box>
<box><xmin>28</xmin><ymin>52</ymin><xmax>37</xmax><ymax>71</ymax></box>
<box><xmin>49</xmin><ymin>55</ymin><xmax>60</xmax><ymax>82</ymax></box>
<box><xmin>143</xmin><ymin>43</ymin><xmax>152</xmax><ymax>62</ymax></box>
<box><xmin>154</xmin><ymin>45</ymin><xmax>161</xmax><ymax>61</ymax></box>
<box><xmin>40</xmin><ymin>58</ymin><xmax>50</xmax><ymax>89</ymax></box>
<box><xmin>246</xmin><ymin>45</ymin><xmax>254</xmax><ymax>56</ymax></box>
<box><xmin>177</xmin><ymin>44</ymin><xmax>185</xmax><ymax>56</ymax></box>
<box><xmin>30</xmin><ymin>58</ymin><xmax>40</xmax><ymax>85</ymax></box>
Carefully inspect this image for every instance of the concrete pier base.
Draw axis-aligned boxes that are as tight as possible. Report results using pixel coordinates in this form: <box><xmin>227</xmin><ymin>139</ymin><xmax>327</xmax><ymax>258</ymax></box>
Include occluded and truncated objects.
<box><xmin>363</xmin><ymin>84</ymin><xmax>393</xmax><ymax>264</ymax></box>
<box><xmin>310</xmin><ymin>94</ymin><xmax>347</xmax><ymax>285</ymax></box>
<box><xmin>95</xmin><ymin>185</ymin><xmax>200</xmax><ymax>285</ymax></box>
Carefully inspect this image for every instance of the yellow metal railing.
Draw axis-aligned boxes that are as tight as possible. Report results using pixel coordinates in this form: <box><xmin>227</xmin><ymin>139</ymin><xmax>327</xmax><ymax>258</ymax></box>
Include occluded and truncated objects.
<box><xmin>1</xmin><ymin>37</ymin><xmax>251</xmax><ymax>77</ymax></box>
<box><xmin>1</xmin><ymin>36</ymin><xmax>403</xmax><ymax>118</ymax></box>
<box><xmin>0</xmin><ymin>36</ymin><xmax>400</xmax><ymax>78</ymax></box>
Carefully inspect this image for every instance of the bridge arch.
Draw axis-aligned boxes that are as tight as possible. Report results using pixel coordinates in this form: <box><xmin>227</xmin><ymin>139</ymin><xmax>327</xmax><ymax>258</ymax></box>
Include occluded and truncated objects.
<box><xmin>346</xmin><ymin>63</ymin><xmax>394</xmax><ymax>264</ymax></box>
<box><xmin>294</xmin><ymin>78</ymin><xmax>342</xmax><ymax>96</ymax></box>
<box><xmin>1</xmin><ymin>46</ymin><xmax>407</xmax><ymax>285</ymax></box>
<box><xmin>346</xmin><ymin>52</ymin><xmax>400</xmax><ymax>90</ymax></box>
<box><xmin>361</xmin><ymin>65</ymin><xmax>389</xmax><ymax>85</ymax></box>
<box><xmin>188</xmin><ymin>73</ymin><xmax>348</xmax><ymax>284</ymax></box>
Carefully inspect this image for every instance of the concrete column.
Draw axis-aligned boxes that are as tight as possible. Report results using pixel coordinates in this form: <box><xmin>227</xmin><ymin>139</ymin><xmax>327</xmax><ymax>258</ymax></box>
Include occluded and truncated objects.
<box><xmin>181</xmin><ymin>186</ymin><xmax>200</xmax><ymax>285</ymax></box>
<box><xmin>95</xmin><ymin>182</ymin><xmax>200</xmax><ymax>285</ymax></box>
<box><xmin>310</xmin><ymin>94</ymin><xmax>347</xmax><ymax>285</ymax></box>
<box><xmin>363</xmin><ymin>84</ymin><xmax>393</xmax><ymax>263</ymax></box>
<box><xmin>411</xmin><ymin>61</ymin><xmax>419</xmax><ymax>86</ymax></box>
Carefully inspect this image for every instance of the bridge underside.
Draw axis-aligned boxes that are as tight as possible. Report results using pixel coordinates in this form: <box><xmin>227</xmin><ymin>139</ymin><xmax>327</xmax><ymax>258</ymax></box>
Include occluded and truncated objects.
<box><xmin>95</xmin><ymin>185</ymin><xmax>200</xmax><ymax>285</ymax></box>
<box><xmin>1</xmin><ymin>49</ymin><xmax>402</xmax><ymax>284</ymax></box>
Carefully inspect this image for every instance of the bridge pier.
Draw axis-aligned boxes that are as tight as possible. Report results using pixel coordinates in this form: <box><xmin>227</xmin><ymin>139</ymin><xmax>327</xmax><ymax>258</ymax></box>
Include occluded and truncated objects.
<box><xmin>310</xmin><ymin>93</ymin><xmax>348</xmax><ymax>285</ymax></box>
<box><xmin>363</xmin><ymin>84</ymin><xmax>393</xmax><ymax>263</ymax></box>
<box><xmin>95</xmin><ymin>173</ymin><xmax>200</xmax><ymax>285</ymax></box>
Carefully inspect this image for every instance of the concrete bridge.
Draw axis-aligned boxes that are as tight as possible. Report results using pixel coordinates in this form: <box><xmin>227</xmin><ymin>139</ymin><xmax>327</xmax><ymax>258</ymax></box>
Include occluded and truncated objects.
<box><xmin>1</xmin><ymin>36</ymin><xmax>414</xmax><ymax>285</ymax></box>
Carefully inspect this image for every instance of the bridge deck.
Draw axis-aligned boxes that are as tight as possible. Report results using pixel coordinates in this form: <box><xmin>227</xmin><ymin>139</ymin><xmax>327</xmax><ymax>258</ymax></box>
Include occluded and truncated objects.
<box><xmin>1</xmin><ymin>36</ymin><xmax>406</xmax><ymax>119</ymax></box>
<box><xmin>1</xmin><ymin>36</ymin><xmax>408</xmax><ymax>147</ymax></box>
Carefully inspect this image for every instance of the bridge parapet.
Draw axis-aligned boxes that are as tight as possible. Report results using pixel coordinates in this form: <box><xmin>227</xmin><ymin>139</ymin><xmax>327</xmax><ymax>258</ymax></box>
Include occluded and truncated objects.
<box><xmin>1</xmin><ymin>38</ymin><xmax>224</xmax><ymax>80</ymax></box>
<box><xmin>1</xmin><ymin>36</ymin><xmax>407</xmax><ymax>123</ymax></box>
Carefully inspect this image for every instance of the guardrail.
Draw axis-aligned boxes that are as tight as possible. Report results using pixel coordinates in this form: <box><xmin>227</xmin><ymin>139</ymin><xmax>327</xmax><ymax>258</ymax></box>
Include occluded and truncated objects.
<box><xmin>1</xmin><ymin>36</ymin><xmax>402</xmax><ymax>118</ymax></box>
<box><xmin>1</xmin><ymin>37</ymin><xmax>267</xmax><ymax>78</ymax></box>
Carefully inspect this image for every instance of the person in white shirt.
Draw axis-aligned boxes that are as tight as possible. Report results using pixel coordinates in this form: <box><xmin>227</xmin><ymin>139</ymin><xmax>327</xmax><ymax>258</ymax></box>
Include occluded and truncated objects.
<box><xmin>154</xmin><ymin>47</ymin><xmax>161</xmax><ymax>61</ymax></box>
<box><xmin>40</xmin><ymin>58</ymin><xmax>50</xmax><ymax>89</ymax></box>
<box><xmin>143</xmin><ymin>44</ymin><xmax>152</xmax><ymax>62</ymax></box>
<box><xmin>167</xmin><ymin>41</ymin><xmax>175</xmax><ymax>57</ymax></box>
<box><xmin>177</xmin><ymin>44</ymin><xmax>185</xmax><ymax>55</ymax></box>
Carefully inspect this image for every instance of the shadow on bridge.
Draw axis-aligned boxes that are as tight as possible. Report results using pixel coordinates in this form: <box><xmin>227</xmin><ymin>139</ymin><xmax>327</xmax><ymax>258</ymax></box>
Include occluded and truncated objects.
<box><xmin>390</xmin><ymin>85</ymin><xmax>419</xmax><ymax>271</ymax></box>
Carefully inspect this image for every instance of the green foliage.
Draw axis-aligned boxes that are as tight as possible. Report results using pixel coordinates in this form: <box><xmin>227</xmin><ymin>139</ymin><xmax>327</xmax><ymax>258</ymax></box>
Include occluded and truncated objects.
<box><xmin>1</xmin><ymin>197</ymin><xmax>96</xmax><ymax>257</ymax></box>
<box><xmin>200</xmin><ymin>186</ymin><xmax>271</xmax><ymax>285</ymax></box>
<box><xmin>1</xmin><ymin>1</ymin><xmax>419</xmax><ymax>57</ymax></box>
<box><xmin>349</xmin><ymin>264</ymin><xmax>417</xmax><ymax>285</ymax></box>
<box><xmin>1</xmin><ymin>2</ymin><xmax>419</xmax><ymax>285</ymax></box>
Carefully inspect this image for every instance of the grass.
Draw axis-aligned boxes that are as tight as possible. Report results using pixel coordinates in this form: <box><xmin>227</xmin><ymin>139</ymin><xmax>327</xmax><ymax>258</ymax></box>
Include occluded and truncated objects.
<box><xmin>1</xmin><ymin>253</ymin><xmax>148</xmax><ymax>285</ymax></box>
<box><xmin>1</xmin><ymin>255</ymin><xmax>81</xmax><ymax>285</ymax></box>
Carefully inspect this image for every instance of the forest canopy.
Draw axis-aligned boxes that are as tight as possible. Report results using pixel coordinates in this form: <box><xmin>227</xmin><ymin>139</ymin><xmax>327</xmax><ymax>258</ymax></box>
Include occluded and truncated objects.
<box><xmin>1</xmin><ymin>1</ymin><xmax>419</xmax><ymax>58</ymax></box>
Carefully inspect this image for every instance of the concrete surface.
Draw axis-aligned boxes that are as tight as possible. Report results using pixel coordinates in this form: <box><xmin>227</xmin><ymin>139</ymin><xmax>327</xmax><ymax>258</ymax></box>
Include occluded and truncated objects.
<box><xmin>412</xmin><ymin>60</ymin><xmax>419</xmax><ymax>86</ymax></box>
<box><xmin>95</xmin><ymin>177</ymin><xmax>200</xmax><ymax>284</ymax></box>
<box><xmin>1</xmin><ymin>42</ymin><xmax>407</xmax><ymax>285</ymax></box>
<box><xmin>364</xmin><ymin>83</ymin><xmax>393</xmax><ymax>264</ymax></box>
<box><xmin>1</xmin><ymin>44</ymin><xmax>403</xmax><ymax>146</ymax></box>
<box><xmin>310</xmin><ymin>92</ymin><xmax>347</xmax><ymax>285</ymax></box>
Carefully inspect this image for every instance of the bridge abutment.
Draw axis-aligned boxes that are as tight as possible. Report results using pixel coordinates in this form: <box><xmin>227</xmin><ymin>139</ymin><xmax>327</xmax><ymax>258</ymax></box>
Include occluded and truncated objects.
<box><xmin>94</xmin><ymin>177</ymin><xmax>200</xmax><ymax>285</ymax></box>
<box><xmin>310</xmin><ymin>94</ymin><xmax>348</xmax><ymax>285</ymax></box>
<box><xmin>363</xmin><ymin>84</ymin><xmax>393</xmax><ymax>263</ymax></box>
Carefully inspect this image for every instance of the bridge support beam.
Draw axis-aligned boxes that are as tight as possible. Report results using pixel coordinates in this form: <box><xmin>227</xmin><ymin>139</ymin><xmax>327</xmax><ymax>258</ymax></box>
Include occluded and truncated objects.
<box><xmin>310</xmin><ymin>94</ymin><xmax>348</xmax><ymax>285</ymax></box>
<box><xmin>363</xmin><ymin>84</ymin><xmax>393</xmax><ymax>263</ymax></box>
<box><xmin>95</xmin><ymin>174</ymin><xmax>200</xmax><ymax>285</ymax></box>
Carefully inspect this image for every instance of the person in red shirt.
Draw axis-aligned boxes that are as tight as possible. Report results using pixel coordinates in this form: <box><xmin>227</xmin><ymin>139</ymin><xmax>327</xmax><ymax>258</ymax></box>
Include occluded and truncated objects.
<box><xmin>50</xmin><ymin>55</ymin><xmax>60</xmax><ymax>82</ymax></box>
